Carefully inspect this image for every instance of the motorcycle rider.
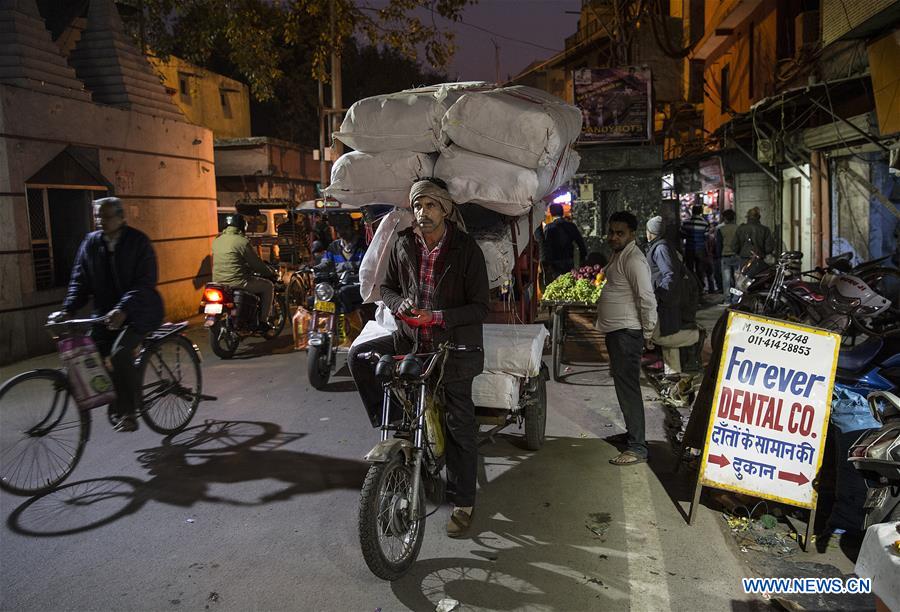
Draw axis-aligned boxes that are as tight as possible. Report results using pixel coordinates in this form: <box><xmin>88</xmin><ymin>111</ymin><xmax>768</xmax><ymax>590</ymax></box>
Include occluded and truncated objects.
<box><xmin>211</xmin><ymin>214</ymin><xmax>278</xmax><ymax>329</ymax></box>
<box><xmin>319</xmin><ymin>217</ymin><xmax>366</xmax><ymax>313</ymax></box>
<box><xmin>348</xmin><ymin>178</ymin><xmax>489</xmax><ymax>538</ymax></box>
<box><xmin>51</xmin><ymin>197</ymin><xmax>164</xmax><ymax>432</ymax></box>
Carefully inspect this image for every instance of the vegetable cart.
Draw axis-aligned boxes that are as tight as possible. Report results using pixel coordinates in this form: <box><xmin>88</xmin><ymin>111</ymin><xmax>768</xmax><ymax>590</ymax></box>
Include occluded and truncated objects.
<box><xmin>544</xmin><ymin>301</ymin><xmax>600</xmax><ymax>382</ymax></box>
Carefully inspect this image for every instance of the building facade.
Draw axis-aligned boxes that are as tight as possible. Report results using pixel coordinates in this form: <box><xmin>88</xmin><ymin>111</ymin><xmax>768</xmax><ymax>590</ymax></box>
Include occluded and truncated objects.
<box><xmin>0</xmin><ymin>0</ymin><xmax>217</xmax><ymax>363</ymax></box>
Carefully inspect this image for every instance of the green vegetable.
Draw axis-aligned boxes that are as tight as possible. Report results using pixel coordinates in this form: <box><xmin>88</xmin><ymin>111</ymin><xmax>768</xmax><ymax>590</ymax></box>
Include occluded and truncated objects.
<box><xmin>541</xmin><ymin>273</ymin><xmax>603</xmax><ymax>304</ymax></box>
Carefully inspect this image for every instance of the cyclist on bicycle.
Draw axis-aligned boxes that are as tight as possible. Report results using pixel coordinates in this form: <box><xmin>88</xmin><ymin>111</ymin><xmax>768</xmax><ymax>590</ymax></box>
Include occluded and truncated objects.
<box><xmin>212</xmin><ymin>214</ymin><xmax>278</xmax><ymax>331</ymax></box>
<box><xmin>348</xmin><ymin>178</ymin><xmax>489</xmax><ymax>538</ymax></box>
<box><xmin>51</xmin><ymin>197</ymin><xmax>164</xmax><ymax>432</ymax></box>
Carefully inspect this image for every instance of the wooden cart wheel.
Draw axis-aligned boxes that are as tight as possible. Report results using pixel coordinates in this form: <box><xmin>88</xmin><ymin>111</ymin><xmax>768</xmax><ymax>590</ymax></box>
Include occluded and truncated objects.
<box><xmin>551</xmin><ymin>307</ymin><xmax>564</xmax><ymax>382</ymax></box>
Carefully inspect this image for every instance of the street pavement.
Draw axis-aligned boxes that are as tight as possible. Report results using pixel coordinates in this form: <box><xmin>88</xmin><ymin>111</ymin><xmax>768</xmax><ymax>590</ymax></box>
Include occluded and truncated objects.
<box><xmin>1</xmin><ymin>320</ymin><xmax>767</xmax><ymax>611</ymax></box>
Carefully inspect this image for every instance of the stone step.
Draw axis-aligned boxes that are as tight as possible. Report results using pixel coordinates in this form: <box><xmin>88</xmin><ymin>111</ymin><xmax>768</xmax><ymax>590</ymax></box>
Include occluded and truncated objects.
<box><xmin>0</xmin><ymin>76</ymin><xmax>92</xmax><ymax>101</ymax></box>
<box><xmin>0</xmin><ymin>54</ymin><xmax>84</xmax><ymax>87</ymax></box>
<box><xmin>80</xmin><ymin>74</ymin><xmax>180</xmax><ymax>109</ymax></box>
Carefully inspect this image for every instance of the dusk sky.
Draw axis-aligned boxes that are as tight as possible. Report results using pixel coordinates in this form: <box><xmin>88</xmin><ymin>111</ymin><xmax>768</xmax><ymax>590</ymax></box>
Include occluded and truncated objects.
<box><xmin>368</xmin><ymin>0</ymin><xmax>583</xmax><ymax>82</ymax></box>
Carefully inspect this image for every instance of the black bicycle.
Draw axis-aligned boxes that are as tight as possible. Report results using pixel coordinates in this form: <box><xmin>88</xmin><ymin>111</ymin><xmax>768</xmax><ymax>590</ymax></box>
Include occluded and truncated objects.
<box><xmin>0</xmin><ymin>317</ymin><xmax>202</xmax><ymax>496</ymax></box>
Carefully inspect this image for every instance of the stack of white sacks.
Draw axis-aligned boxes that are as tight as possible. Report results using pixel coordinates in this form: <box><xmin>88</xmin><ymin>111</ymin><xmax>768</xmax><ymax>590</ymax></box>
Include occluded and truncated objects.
<box><xmin>333</xmin><ymin>82</ymin><xmax>578</xmax><ymax>405</ymax></box>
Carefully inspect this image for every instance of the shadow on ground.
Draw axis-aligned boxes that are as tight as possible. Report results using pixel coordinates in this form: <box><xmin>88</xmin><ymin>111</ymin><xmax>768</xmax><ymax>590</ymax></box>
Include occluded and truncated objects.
<box><xmin>6</xmin><ymin>420</ymin><xmax>368</xmax><ymax>537</ymax></box>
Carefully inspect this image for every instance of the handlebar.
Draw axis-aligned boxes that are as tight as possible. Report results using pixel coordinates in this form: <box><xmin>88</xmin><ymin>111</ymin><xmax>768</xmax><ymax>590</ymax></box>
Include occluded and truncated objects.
<box><xmin>358</xmin><ymin>343</ymin><xmax>482</xmax><ymax>381</ymax></box>
<box><xmin>45</xmin><ymin>315</ymin><xmax>110</xmax><ymax>335</ymax></box>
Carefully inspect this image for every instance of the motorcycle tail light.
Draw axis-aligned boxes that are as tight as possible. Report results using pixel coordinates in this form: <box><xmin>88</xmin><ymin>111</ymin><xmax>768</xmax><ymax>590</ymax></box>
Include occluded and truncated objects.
<box><xmin>204</xmin><ymin>288</ymin><xmax>224</xmax><ymax>303</ymax></box>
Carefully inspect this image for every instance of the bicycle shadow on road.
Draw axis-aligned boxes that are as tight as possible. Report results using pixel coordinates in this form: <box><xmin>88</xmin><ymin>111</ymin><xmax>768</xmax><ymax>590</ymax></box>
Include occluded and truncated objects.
<box><xmin>6</xmin><ymin>420</ymin><xmax>368</xmax><ymax>537</ymax></box>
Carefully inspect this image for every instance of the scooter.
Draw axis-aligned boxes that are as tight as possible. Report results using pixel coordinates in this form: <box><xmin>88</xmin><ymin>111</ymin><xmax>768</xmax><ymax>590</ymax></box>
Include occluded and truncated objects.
<box><xmin>849</xmin><ymin>390</ymin><xmax>900</xmax><ymax>527</ymax></box>
<box><xmin>200</xmin><ymin>269</ymin><xmax>287</xmax><ymax>359</ymax></box>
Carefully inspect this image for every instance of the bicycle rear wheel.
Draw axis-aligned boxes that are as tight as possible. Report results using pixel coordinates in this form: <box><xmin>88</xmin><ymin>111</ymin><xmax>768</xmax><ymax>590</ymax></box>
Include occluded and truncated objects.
<box><xmin>0</xmin><ymin>369</ymin><xmax>89</xmax><ymax>495</ymax></box>
<box><xmin>139</xmin><ymin>335</ymin><xmax>202</xmax><ymax>434</ymax></box>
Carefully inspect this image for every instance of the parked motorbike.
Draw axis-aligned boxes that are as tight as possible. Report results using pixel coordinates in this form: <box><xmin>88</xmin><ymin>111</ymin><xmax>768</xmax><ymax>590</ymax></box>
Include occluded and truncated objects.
<box><xmin>306</xmin><ymin>261</ymin><xmax>364</xmax><ymax>389</ymax></box>
<box><xmin>200</xmin><ymin>269</ymin><xmax>287</xmax><ymax>359</ymax></box>
<box><xmin>355</xmin><ymin>342</ymin><xmax>481</xmax><ymax>580</ymax></box>
<box><xmin>849</xmin><ymin>390</ymin><xmax>900</xmax><ymax>527</ymax></box>
<box><xmin>733</xmin><ymin>251</ymin><xmax>896</xmax><ymax>337</ymax></box>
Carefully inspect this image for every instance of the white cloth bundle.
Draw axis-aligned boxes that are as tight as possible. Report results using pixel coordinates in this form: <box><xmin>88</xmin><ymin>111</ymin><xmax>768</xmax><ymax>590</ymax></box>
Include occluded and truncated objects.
<box><xmin>472</xmin><ymin>372</ymin><xmax>520</xmax><ymax>410</ymax></box>
<box><xmin>324</xmin><ymin>151</ymin><xmax>436</xmax><ymax>208</ymax></box>
<box><xmin>441</xmin><ymin>85</ymin><xmax>583</xmax><ymax>168</ymax></box>
<box><xmin>435</xmin><ymin>145</ymin><xmax>580</xmax><ymax>216</ymax></box>
<box><xmin>334</xmin><ymin>82</ymin><xmax>492</xmax><ymax>153</ymax></box>
<box><xmin>359</xmin><ymin>208</ymin><xmax>414</xmax><ymax>303</ymax></box>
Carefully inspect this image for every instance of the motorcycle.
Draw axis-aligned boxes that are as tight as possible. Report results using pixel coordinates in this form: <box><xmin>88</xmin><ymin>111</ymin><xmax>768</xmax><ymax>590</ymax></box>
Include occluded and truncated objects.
<box><xmin>306</xmin><ymin>261</ymin><xmax>365</xmax><ymax>389</ymax></box>
<box><xmin>849</xmin><ymin>390</ymin><xmax>900</xmax><ymax>527</ymax></box>
<box><xmin>733</xmin><ymin>251</ymin><xmax>896</xmax><ymax>337</ymax></box>
<box><xmin>355</xmin><ymin>342</ymin><xmax>481</xmax><ymax>580</ymax></box>
<box><xmin>200</xmin><ymin>268</ymin><xmax>287</xmax><ymax>359</ymax></box>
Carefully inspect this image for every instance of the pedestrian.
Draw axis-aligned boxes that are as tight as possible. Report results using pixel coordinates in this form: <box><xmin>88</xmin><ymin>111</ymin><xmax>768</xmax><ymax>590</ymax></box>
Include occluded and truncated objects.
<box><xmin>50</xmin><ymin>197</ymin><xmax>164</xmax><ymax>432</ymax></box>
<box><xmin>733</xmin><ymin>207</ymin><xmax>776</xmax><ymax>265</ymax></box>
<box><xmin>717</xmin><ymin>209</ymin><xmax>741</xmax><ymax>303</ymax></box>
<box><xmin>681</xmin><ymin>203</ymin><xmax>713</xmax><ymax>292</ymax></box>
<box><xmin>596</xmin><ymin>211</ymin><xmax>657</xmax><ymax>466</ymax></box>
<box><xmin>645</xmin><ymin>216</ymin><xmax>701</xmax><ymax>377</ymax></box>
<box><xmin>348</xmin><ymin>177</ymin><xmax>489</xmax><ymax>537</ymax></box>
<box><xmin>540</xmin><ymin>203</ymin><xmax>587</xmax><ymax>283</ymax></box>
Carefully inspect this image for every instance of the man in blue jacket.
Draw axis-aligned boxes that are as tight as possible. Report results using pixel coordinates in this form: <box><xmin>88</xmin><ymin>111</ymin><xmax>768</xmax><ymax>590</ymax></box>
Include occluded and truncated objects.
<box><xmin>51</xmin><ymin>197</ymin><xmax>164</xmax><ymax>432</ymax></box>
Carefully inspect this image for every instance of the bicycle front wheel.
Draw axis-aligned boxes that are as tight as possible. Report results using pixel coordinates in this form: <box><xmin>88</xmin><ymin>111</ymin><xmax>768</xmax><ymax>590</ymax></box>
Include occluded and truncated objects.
<box><xmin>139</xmin><ymin>335</ymin><xmax>202</xmax><ymax>434</ymax></box>
<box><xmin>0</xmin><ymin>369</ymin><xmax>89</xmax><ymax>495</ymax></box>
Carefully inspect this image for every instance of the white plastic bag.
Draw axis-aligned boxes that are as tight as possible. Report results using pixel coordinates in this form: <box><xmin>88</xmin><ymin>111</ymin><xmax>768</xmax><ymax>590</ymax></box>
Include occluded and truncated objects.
<box><xmin>442</xmin><ymin>85</ymin><xmax>583</xmax><ymax>168</ymax></box>
<box><xmin>334</xmin><ymin>82</ymin><xmax>492</xmax><ymax>153</ymax></box>
<box><xmin>435</xmin><ymin>146</ymin><xmax>580</xmax><ymax>216</ymax></box>
<box><xmin>359</xmin><ymin>208</ymin><xmax>414</xmax><ymax>303</ymax></box>
<box><xmin>324</xmin><ymin>151</ymin><xmax>436</xmax><ymax>208</ymax></box>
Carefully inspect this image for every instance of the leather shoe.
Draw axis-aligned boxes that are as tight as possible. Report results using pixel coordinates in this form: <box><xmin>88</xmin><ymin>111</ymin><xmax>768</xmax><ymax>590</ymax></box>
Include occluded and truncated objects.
<box><xmin>446</xmin><ymin>507</ymin><xmax>473</xmax><ymax>538</ymax></box>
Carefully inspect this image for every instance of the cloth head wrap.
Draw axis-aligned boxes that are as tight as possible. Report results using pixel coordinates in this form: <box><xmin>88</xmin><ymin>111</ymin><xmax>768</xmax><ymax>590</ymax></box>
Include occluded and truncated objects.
<box><xmin>646</xmin><ymin>215</ymin><xmax>664</xmax><ymax>237</ymax></box>
<box><xmin>409</xmin><ymin>179</ymin><xmax>466</xmax><ymax>233</ymax></box>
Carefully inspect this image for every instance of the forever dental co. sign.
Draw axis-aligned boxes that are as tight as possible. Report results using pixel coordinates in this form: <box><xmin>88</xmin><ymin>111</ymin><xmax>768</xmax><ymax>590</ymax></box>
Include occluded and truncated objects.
<box><xmin>697</xmin><ymin>311</ymin><xmax>840</xmax><ymax>509</ymax></box>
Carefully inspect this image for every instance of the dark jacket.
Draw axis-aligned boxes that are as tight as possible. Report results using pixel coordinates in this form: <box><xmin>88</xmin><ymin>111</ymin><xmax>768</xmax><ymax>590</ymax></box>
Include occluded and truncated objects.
<box><xmin>380</xmin><ymin>223</ymin><xmax>489</xmax><ymax>382</ymax></box>
<box><xmin>63</xmin><ymin>225</ymin><xmax>164</xmax><ymax>334</ymax></box>
<box><xmin>646</xmin><ymin>237</ymin><xmax>684</xmax><ymax>336</ymax></box>
<box><xmin>733</xmin><ymin>219</ymin><xmax>776</xmax><ymax>259</ymax></box>
<box><xmin>541</xmin><ymin>217</ymin><xmax>587</xmax><ymax>269</ymax></box>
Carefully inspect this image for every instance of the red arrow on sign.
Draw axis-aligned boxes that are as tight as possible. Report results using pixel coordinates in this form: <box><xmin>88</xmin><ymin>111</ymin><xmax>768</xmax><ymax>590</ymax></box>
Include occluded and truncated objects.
<box><xmin>708</xmin><ymin>454</ymin><xmax>730</xmax><ymax>468</ymax></box>
<box><xmin>778</xmin><ymin>471</ymin><xmax>810</xmax><ymax>486</ymax></box>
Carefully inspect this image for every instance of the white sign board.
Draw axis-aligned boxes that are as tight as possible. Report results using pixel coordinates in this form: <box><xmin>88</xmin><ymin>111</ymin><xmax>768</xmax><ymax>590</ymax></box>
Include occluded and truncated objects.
<box><xmin>698</xmin><ymin>312</ymin><xmax>840</xmax><ymax>508</ymax></box>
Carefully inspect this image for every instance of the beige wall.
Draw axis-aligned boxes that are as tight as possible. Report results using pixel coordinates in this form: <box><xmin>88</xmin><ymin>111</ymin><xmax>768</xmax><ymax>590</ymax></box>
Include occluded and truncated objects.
<box><xmin>149</xmin><ymin>55</ymin><xmax>251</xmax><ymax>139</ymax></box>
<box><xmin>0</xmin><ymin>85</ymin><xmax>217</xmax><ymax>363</ymax></box>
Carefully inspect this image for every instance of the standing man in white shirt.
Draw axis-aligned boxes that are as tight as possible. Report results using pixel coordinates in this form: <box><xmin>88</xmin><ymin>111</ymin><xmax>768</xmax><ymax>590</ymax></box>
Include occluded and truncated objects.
<box><xmin>596</xmin><ymin>211</ymin><xmax>658</xmax><ymax>465</ymax></box>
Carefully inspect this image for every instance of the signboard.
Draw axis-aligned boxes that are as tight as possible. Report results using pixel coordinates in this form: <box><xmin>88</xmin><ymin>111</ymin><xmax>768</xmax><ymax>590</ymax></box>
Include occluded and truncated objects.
<box><xmin>699</xmin><ymin>157</ymin><xmax>726</xmax><ymax>191</ymax></box>
<box><xmin>573</xmin><ymin>67</ymin><xmax>652</xmax><ymax>143</ymax></box>
<box><xmin>698</xmin><ymin>311</ymin><xmax>839</xmax><ymax>509</ymax></box>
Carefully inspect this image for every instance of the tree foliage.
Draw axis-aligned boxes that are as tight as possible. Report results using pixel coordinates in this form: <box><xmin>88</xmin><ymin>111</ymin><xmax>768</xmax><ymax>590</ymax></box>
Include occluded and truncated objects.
<box><xmin>123</xmin><ymin>0</ymin><xmax>475</xmax><ymax>101</ymax></box>
<box><xmin>252</xmin><ymin>38</ymin><xmax>447</xmax><ymax>146</ymax></box>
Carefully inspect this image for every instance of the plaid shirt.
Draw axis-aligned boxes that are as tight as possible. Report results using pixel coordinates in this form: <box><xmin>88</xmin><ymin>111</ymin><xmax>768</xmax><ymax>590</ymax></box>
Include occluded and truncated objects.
<box><xmin>416</xmin><ymin>231</ymin><xmax>447</xmax><ymax>349</ymax></box>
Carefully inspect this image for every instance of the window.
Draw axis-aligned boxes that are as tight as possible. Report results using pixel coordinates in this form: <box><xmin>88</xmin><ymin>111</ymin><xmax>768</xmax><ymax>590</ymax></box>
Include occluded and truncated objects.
<box><xmin>178</xmin><ymin>72</ymin><xmax>191</xmax><ymax>104</ymax></box>
<box><xmin>26</xmin><ymin>188</ymin><xmax>104</xmax><ymax>290</ymax></box>
<box><xmin>219</xmin><ymin>89</ymin><xmax>232</xmax><ymax>118</ymax></box>
<box><xmin>245</xmin><ymin>215</ymin><xmax>267</xmax><ymax>234</ymax></box>
<box><xmin>720</xmin><ymin>65</ymin><xmax>730</xmax><ymax>114</ymax></box>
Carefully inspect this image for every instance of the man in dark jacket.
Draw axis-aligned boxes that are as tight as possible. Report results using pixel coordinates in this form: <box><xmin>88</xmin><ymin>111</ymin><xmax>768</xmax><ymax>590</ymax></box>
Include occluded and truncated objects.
<box><xmin>52</xmin><ymin>197</ymin><xmax>164</xmax><ymax>432</ymax></box>
<box><xmin>348</xmin><ymin>178</ymin><xmax>489</xmax><ymax>539</ymax></box>
<box><xmin>733</xmin><ymin>207</ymin><xmax>776</xmax><ymax>264</ymax></box>
<box><xmin>539</xmin><ymin>203</ymin><xmax>587</xmax><ymax>282</ymax></box>
<box><xmin>646</xmin><ymin>216</ymin><xmax>700</xmax><ymax>377</ymax></box>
